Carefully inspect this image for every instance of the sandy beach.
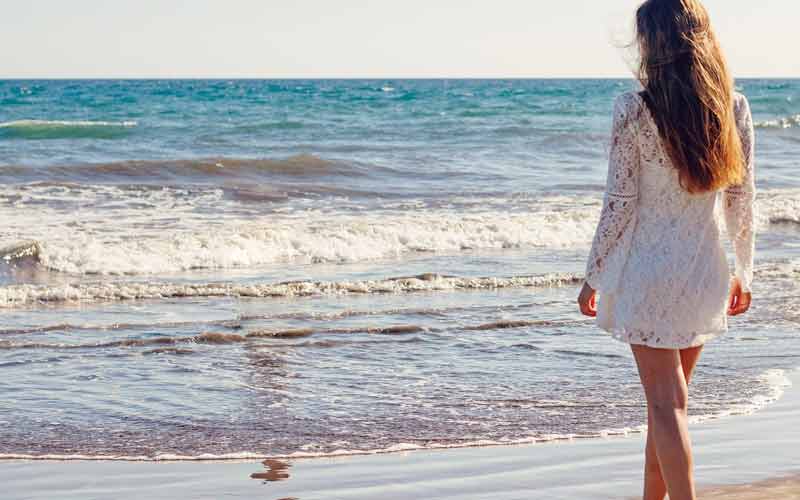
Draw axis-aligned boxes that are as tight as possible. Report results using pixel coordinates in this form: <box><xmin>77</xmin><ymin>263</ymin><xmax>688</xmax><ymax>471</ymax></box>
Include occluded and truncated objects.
<box><xmin>0</xmin><ymin>370</ymin><xmax>797</xmax><ymax>499</ymax></box>
<box><xmin>703</xmin><ymin>476</ymin><xmax>800</xmax><ymax>499</ymax></box>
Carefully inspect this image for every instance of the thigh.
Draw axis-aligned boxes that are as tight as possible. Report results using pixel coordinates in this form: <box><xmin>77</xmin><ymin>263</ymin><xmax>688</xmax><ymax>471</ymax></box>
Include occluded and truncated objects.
<box><xmin>631</xmin><ymin>345</ymin><xmax>688</xmax><ymax>405</ymax></box>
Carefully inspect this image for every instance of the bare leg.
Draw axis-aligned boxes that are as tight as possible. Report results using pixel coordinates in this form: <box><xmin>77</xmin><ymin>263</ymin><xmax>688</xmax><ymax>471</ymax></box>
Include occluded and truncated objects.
<box><xmin>632</xmin><ymin>345</ymin><xmax>700</xmax><ymax>500</ymax></box>
<box><xmin>642</xmin><ymin>346</ymin><xmax>703</xmax><ymax>500</ymax></box>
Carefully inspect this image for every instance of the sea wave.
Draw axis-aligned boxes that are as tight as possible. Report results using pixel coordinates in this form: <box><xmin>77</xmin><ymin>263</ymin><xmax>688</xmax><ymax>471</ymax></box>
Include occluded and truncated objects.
<box><xmin>0</xmin><ymin>154</ymin><xmax>374</xmax><ymax>182</ymax></box>
<box><xmin>0</xmin><ymin>369</ymin><xmax>788</xmax><ymax>462</ymax></box>
<box><xmin>0</xmin><ymin>119</ymin><xmax>137</xmax><ymax>139</ymax></box>
<box><xmin>0</xmin><ymin>321</ymin><xmax>588</xmax><ymax>350</ymax></box>
<box><xmin>0</xmin><ymin>258</ymin><xmax>795</xmax><ymax>309</ymax></box>
<box><xmin>688</xmin><ymin>369</ymin><xmax>791</xmax><ymax>424</ymax></box>
<box><xmin>233</xmin><ymin>120</ymin><xmax>305</xmax><ymax>132</ymax></box>
<box><xmin>0</xmin><ymin>303</ymin><xmax>563</xmax><ymax>335</ymax></box>
<box><xmin>0</xmin><ymin>434</ymin><xmax>630</xmax><ymax>462</ymax></box>
<box><xmin>4</xmin><ymin>207</ymin><xmax>596</xmax><ymax>275</ymax></box>
<box><xmin>757</xmin><ymin>189</ymin><xmax>800</xmax><ymax>227</ymax></box>
<box><xmin>0</xmin><ymin>186</ymin><xmax>796</xmax><ymax>276</ymax></box>
<box><xmin>753</xmin><ymin>260</ymin><xmax>800</xmax><ymax>280</ymax></box>
<box><xmin>754</xmin><ymin>114</ymin><xmax>800</xmax><ymax>129</ymax></box>
<box><xmin>0</xmin><ymin>272</ymin><xmax>581</xmax><ymax>308</ymax></box>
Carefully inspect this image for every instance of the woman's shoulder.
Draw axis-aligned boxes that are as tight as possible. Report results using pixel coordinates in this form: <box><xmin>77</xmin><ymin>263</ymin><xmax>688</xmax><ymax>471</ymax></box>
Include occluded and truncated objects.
<box><xmin>614</xmin><ymin>91</ymin><xmax>644</xmax><ymax>110</ymax></box>
<box><xmin>611</xmin><ymin>91</ymin><xmax>646</xmax><ymax>125</ymax></box>
<box><xmin>732</xmin><ymin>91</ymin><xmax>751</xmax><ymax>119</ymax></box>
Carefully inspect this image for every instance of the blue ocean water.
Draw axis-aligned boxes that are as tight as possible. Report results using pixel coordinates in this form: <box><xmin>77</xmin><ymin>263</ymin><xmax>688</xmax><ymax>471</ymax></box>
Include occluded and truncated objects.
<box><xmin>0</xmin><ymin>79</ymin><xmax>798</xmax><ymax>460</ymax></box>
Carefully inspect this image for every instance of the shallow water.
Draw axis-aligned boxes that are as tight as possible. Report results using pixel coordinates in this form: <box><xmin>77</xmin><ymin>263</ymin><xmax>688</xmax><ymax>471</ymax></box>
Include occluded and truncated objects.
<box><xmin>0</xmin><ymin>79</ymin><xmax>798</xmax><ymax>459</ymax></box>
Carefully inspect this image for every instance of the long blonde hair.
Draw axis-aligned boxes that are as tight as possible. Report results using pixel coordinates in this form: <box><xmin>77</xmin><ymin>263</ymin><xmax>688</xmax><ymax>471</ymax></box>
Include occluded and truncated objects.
<box><xmin>635</xmin><ymin>0</ymin><xmax>744</xmax><ymax>193</ymax></box>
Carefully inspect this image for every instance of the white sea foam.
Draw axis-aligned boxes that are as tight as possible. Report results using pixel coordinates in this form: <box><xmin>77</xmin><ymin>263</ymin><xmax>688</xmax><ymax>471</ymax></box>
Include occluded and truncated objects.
<box><xmin>0</xmin><ymin>272</ymin><xmax>581</xmax><ymax>308</ymax></box>
<box><xmin>0</xmin><ymin>119</ymin><xmax>138</xmax><ymax>129</ymax></box>
<box><xmin>0</xmin><ymin>370</ymin><xmax>790</xmax><ymax>462</ymax></box>
<box><xmin>0</xmin><ymin>452</ymin><xmax>268</xmax><ymax>462</ymax></box>
<box><xmin>756</xmin><ymin>188</ymin><xmax>800</xmax><ymax>226</ymax></box>
<box><xmin>0</xmin><ymin>186</ymin><xmax>599</xmax><ymax>275</ymax></box>
<box><xmin>0</xmin><ymin>434</ymin><xmax>633</xmax><ymax>462</ymax></box>
<box><xmin>754</xmin><ymin>114</ymin><xmax>800</xmax><ymax>129</ymax></box>
<box><xmin>38</xmin><ymin>212</ymin><xmax>593</xmax><ymax>274</ymax></box>
<box><xmin>689</xmin><ymin>369</ymin><xmax>792</xmax><ymax>424</ymax></box>
<box><xmin>0</xmin><ymin>186</ymin><xmax>797</xmax><ymax>276</ymax></box>
<box><xmin>0</xmin><ymin>119</ymin><xmax>138</xmax><ymax>140</ymax></box>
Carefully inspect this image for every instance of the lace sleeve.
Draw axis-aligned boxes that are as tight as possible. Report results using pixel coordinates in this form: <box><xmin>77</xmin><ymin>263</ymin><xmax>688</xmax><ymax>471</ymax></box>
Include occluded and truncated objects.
<box><xmin>724</xmin><ymin>95</ymin><xmax>756</xmax><ymax>292</ymax></box>
<box><xmin>585</xmin><ymin>94</ymin><xmax>641</xmax><ymax>292</ymax></box>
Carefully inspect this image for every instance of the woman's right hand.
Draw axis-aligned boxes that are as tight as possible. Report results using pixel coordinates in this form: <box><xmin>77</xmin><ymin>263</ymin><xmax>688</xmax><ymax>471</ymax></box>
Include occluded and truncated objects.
<box><xmin>728</xmin><ymin>277</ymin><xmax>752</xmax><ymax>316</ymax></box>
<box><xmin>578</xmin><ymin>282</ymin><xmax>597</xmax><ymax>317</ymax></box>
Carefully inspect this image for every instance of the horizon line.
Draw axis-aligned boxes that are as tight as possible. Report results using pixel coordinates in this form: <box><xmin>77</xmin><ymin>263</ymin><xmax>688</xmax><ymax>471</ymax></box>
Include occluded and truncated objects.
<box><xmin>1</xmin><ymin>76</ymin><xmax>798</xmax><ymax>81</ymax></box>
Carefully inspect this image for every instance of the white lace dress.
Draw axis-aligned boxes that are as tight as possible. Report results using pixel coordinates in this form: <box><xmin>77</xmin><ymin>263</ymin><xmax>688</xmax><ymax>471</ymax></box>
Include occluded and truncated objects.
<box><xmin>584</xmin><ymin>91</ymin><xmax>755</xmax><ymax>349</ymax></box>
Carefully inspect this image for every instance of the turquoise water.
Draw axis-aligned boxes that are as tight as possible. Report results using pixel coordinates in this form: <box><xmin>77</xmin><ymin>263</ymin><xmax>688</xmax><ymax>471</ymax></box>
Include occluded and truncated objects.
<box><xmin>1</xmin><ymin>79</ymin><xmax>797</xmax><ymax>184</ymax></box>
<box><xmin>0</xmin><ymin>79</ymin><xmax>798</xmax><ymax>460</ymax></box>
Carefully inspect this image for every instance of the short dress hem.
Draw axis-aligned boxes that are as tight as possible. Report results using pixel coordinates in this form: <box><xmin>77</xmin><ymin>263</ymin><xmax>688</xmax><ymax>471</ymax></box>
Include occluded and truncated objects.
<box><xmin>603</xmin><ymin>327</ymin><xmax>727</xmax><ymax>350</ymax></box>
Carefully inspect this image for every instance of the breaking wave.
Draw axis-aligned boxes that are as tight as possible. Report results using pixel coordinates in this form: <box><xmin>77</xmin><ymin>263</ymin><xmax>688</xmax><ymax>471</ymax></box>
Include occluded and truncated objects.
<box><xmin>0</xmin><ymin>119</ymin><xmax>137</xmax><ymax>139</ymax></box>
<box><xmin>1</xmin><ymin>208</ymin><xmax>597</xmax><ymax>275</ymax></box>
<box><xmin>0</xmin><ymin>154</ymin><xmax>375</xmax><ymax>182</ymax></box>
<box><xmin>0</xmin><ymin>186</ymin><xmax>795</xmax><ymax>276</ymax></box>
<box><xmin>754</xmin><ymin>114</ymin><xmax>800</xmax><ymax>129</ymax></box>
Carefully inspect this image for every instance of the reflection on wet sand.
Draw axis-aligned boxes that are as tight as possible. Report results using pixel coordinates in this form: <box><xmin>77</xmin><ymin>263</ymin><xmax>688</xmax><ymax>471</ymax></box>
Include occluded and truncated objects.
<box><xmin>250</xmin><ymin>459</ymin><xmax>292</xmax><ymax>482</ymax></box>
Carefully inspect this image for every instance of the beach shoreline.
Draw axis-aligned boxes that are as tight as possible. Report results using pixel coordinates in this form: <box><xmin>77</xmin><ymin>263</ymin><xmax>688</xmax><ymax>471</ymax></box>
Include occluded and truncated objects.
<box><xmin>2</xmin><ymin>370</ymin><xmax>799</xmax><ymax>499</ymax></box>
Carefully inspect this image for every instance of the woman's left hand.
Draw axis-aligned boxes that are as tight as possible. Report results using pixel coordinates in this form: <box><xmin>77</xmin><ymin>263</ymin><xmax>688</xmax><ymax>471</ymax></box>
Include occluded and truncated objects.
<box><xmin>727</xmin><ymin>277</ymin><xmax>752</xmax><ymax>316</ymax></box>
<box><xmin>577</xmin><ymin>282</ymin><xmax>597</xmax><ymax>317</ymax></box>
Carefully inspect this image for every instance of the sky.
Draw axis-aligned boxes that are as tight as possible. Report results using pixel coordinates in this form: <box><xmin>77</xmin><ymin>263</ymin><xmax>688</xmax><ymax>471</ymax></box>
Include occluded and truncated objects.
<box><xmin>1</xmin><ymin>0</ymin><xmax>797</xmax><ymax>78</ymax></box>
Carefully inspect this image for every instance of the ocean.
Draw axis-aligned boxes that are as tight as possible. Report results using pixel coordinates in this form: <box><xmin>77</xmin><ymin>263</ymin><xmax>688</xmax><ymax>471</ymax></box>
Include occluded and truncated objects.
<box><xmin>0</xmin><ymin>79</ymin><xmax>798</xmax><ymax>460</ymax></box>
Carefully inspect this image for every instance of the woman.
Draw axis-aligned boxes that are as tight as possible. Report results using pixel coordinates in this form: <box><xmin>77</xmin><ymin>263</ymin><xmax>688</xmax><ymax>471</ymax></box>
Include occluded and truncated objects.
<box><xmin>576</xmin><ymin>1</ymin><xmax>755</xmax><ymax>499</ymax></box>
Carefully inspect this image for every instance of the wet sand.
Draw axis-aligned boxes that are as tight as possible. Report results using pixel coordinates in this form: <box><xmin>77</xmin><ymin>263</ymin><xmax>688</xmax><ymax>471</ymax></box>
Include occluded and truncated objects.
<box><xmin>702</xmin><ymin>475</ymin><xmax>800</xmax><ymax>499</ymax></box>
<box><xmin>2</xmin><ymin>371</ymin><xmax>800</xmax><ymax>500</ymax></box>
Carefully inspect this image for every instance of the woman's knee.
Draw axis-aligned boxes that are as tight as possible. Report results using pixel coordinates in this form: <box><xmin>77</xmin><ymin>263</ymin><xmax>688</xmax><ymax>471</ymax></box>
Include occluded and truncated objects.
<box><xmin>632</xmin><ymin>345</ymin><xmax>690</xmax><ymax>414</ymax></box>
<box><xmin>648</xmin><ymin>381</ymin><xmax>689</xmax><ymax>417</ymax></box>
